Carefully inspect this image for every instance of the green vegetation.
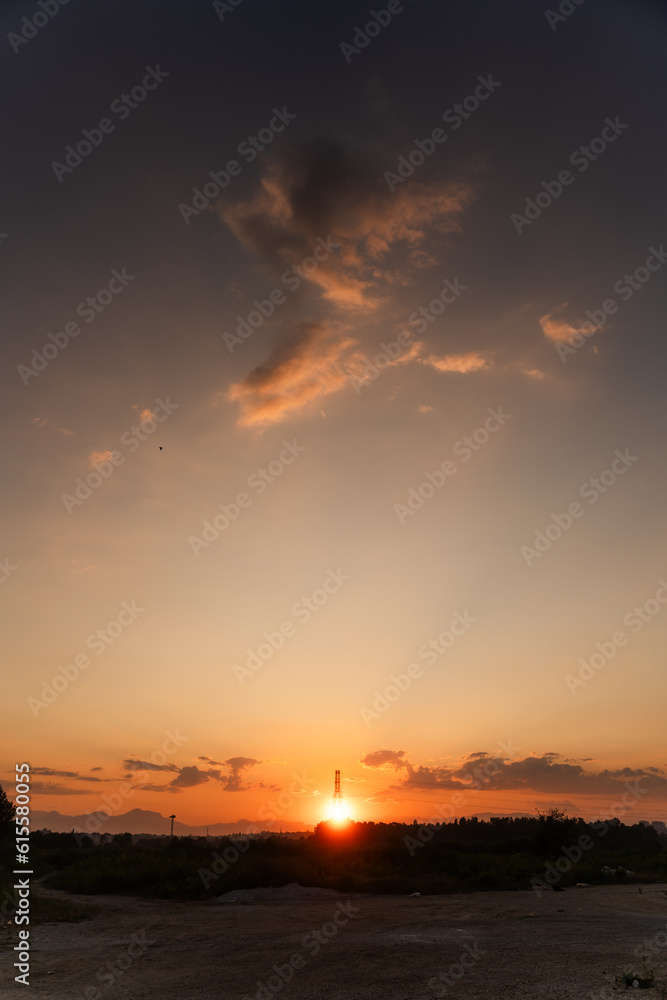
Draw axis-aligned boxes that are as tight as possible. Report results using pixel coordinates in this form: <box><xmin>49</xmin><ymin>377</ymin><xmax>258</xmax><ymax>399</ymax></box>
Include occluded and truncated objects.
<box><xmin>619</xmin><ymin>954</ymin><xmax>656</xmax><ymax>989</ymax></box>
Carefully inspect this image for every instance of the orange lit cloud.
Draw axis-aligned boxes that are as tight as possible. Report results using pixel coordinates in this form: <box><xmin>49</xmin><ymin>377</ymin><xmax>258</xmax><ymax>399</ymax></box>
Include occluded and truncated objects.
<box><xmin>220</xmin><ymin>137</ymin><xmax>474</xmax><ymax>313</ymax></box>
<box><xmin>228</xmin><ymin>322</ymin><xmax>366</xmax><ymax>427</ymax></box>
<box><xmin>89</xmin><ymin>450</ymin><xmax>114</xmax><ymax>467</ymax></box>
<box><xmin>354</xmin><ymin>337</ymin><xmax>423</xmax><ymax>379</ymax></box>
<box><xmin>422</xmin><ymin>351</ymin><xmax>491</xmax><ymax>374</ymax></box>
<box><xmin>220</xmin><ymin>136</ymin><xmax>481</xmax><ymax>425</ymax></box>
<box><xmin>229</xmin><ymin>333</ymin><xmax>492</xmax><ymax>426</ymax></box>
<box><xmin>502</xmin><ymin>361</ymin><xmax>548</xmax><ymax>381</ymax></box>
<box><xmin>219</xmin><ymin>139</ymin><xmax>473</xmax><ymax>309</ymax></box>
<box><xmin>540</xmin><ymin>307</ymin><xmax>602</xmax><ymax>344</ymax></box>
<box><xmin>131</xmin><ymin>404</ymin><xmax>155</xmax><ymax>422</ymax></box>
<box><xmin>352</xmin><ymin>339</ymin><xmax>489</xmax><ymax>394</ymax></box>
<box><xmin>393</xmin><ymin>340</ymin><xmax>424</xmax><ymax>365</ymax></box>
<box><xmin>31</xmin><ymin>418</ymin><xmax>75</xmax><ymax>435</ymax></box>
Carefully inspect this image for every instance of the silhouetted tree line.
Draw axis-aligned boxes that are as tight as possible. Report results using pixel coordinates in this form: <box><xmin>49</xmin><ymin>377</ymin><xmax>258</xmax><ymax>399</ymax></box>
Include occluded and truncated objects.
<box><xmin>314</xmin><ymin>811</ymin><xmax>664</xmax><ymax>858</ymax></box>
<box><xmin>3</xmin><ymin>811</ymin><xmax>665</xmax><ymax>899</ymax></box>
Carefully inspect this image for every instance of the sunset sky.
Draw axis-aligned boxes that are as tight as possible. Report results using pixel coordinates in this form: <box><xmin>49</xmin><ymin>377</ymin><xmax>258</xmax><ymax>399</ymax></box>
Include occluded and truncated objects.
<box><xmin>2</xmin><ymin>0</ymin><xmax>667</xmax><ymax>833</ymax></box>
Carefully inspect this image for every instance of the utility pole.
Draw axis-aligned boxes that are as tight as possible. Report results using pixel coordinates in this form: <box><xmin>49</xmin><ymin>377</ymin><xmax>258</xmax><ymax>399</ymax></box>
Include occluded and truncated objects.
<box><xmin>333</xmin><ymin>770</ymin><xmax>341</xmax><ymax>805</ymax></box>
<box><xmin>169</xmin><ymin>814</ymin><xmax>176</xmax><ymax>839</ymax></box>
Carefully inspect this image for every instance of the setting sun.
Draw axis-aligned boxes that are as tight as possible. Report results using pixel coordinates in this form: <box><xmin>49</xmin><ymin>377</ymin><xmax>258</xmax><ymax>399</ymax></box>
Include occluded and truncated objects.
<box><xmin>328</xmin><ymin>798</ymin><xmax>348</xmax><ymax>823</ymax></box>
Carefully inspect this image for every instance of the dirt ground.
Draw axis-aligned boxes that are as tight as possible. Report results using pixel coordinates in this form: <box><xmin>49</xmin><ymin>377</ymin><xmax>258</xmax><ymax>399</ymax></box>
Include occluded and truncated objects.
<box><xmin>9</xmin><ymin>884</ymin><xmax>667</xmax><ymax>999</ymax></box>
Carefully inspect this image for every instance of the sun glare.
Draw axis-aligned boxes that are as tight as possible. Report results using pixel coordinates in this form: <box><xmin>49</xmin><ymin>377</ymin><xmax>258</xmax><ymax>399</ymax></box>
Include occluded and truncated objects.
<box><xmin>327</xmin><ymin>798</ymin><xmax>349</xmax><ymax>823</ymax></box>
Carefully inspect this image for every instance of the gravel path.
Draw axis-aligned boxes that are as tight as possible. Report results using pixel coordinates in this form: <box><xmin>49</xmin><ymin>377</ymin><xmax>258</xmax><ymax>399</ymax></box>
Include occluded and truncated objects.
<box><xmin>11</xmin><ymin>884</ymin><xmax>667</xmax><ymax>999</ymax></box>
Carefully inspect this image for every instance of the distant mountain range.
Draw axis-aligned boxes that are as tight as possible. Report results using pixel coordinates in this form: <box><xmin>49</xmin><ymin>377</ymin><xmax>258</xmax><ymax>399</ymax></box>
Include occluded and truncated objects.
<box><xmin>30</xmin><ymin>809</ymin><xmax>667</xmax><ymax>837</ymax></box>
<box><xmin>31</xmin><ymin>808</ymin><xmax>312</xmax><ymax>836</ymax></box>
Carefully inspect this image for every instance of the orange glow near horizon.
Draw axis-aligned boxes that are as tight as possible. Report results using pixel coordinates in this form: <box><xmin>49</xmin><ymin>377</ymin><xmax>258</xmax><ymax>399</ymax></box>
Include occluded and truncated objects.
<box><xmin>327</xmin><ymin>797</ymin><xmax>351</xmax><ymax>824</ymax></box>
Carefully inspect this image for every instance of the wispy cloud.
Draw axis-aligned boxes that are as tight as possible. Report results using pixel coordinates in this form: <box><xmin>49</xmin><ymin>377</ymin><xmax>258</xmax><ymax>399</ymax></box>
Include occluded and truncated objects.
<box><xmin>29</xmin><ymin>782</ymin><xmax>91</xmax><ymax>795</ymax></box>
<box><xmin>29</xmin><ymin>767</ymin><xmax>105</xmax><ymax>782</ymax></box>
<box><xmin>540</xmin><ymin>305</ymin><xmax>602</xmax><ymax>344</ymax></box>
<box><xmin>422</xmin><ymin>351</ymin><xmax>490</xmax><ymax>374</ymax></box>
<box><xmin>89</xmin><ymin>450</ymin><xmax>114</xmax><ymax>467</ymax></box>
<box><xmin>122</xmin><ymin>759</ymin><xmax>179</xmax><ymax>773</ymax></box>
